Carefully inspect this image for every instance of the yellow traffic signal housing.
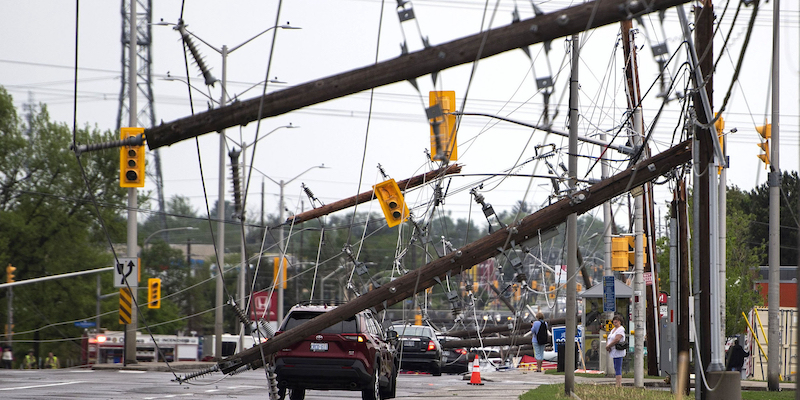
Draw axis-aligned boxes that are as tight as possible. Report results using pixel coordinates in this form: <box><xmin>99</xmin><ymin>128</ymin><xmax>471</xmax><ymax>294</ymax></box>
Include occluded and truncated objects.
<box><xmin>429</xmin><ymin>91</ymin><xmax>457</xmax><ymax>161</ymax></box>
<box><xmin>757</xmin><ymin>141</ymin><xmax>770</xmax><ymax>166</ymax></box>
<box><xmin>147</xmin><ymin>278</ymin><xmax>161</xmax><ymax>309</ymax></box>
<box><xmin>120</xmin><ymin>127</ymin><xmax>146</xmax><ymax>188</ymax></box>
<box><xmin>626</xmin><ymin>235</ymin><xmax>647</xmax><ymax>269</ymax></box>
<box><xmin>611</xmin><ymin>237</ymin><xmax>628</xmax><ymax>271</ymax></box>
<box><xmin>548</xmin><ymin>285</ymin><xmax>556</xmax><ymax>300</ymax></box>
<box><xmin>756</xmin><ymin>122</ymin><xmax>771</xmax><ymax>167</ymax></box>
<box><xmin>6</xmin><ymin>264</ymin><xmax>16</xmax><ymax>283</ymax></box>
<box><xmin>373</xmin><ymin>179</ymin><xmax>410</xmax><ymax>227</ymax></box>
<box><xmin>273</xmin><ymin>257</ymin><xmax>288</xmax><ymax>289</ymax></box>
<box><xmin>756</xmin><ymin>123</ymin><xmax>771</xmax><ymax>140</ymax></box>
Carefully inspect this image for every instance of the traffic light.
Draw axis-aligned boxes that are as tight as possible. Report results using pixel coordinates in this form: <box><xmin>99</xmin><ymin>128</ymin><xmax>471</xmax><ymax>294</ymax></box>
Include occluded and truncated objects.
<box><xmin>756</xmin><ymin>123</ymin><xmax>771</xmax><ymax>167</ymax></box>
<box><xmin>611</xmin><ymin>237</ymin><xmax>628</xmax><ymax>271</ymax></box>
<box><xmin>429</xmin><ymin>91</ymin><xmax>457</xmax><ymax>161</ymax></box>
<box><xmin>119</xmin><ymin>127</ymin><xmax>145</xmax><ymax>187</ymax></box>
<box><xmin>273</xmin><ymin>257</ymin><xmax>287</xmax><ymax>289</ymax></box>
<box><xmin>626</xmin><ymin>235</ymin><xmax>647</xmax><ymax>269</ymax></box>
<box><xmin>373</xmin><ymin>179</ymin><xmax>410</xmax><ymax>228</ymax></box>
<box><xmin>6</xmin><ymin>264</ymin><xmax>16</xmax><ymax>283</ymax></box>
<box><xmin>147</xmin><ymin>278</ymin><xmax>161</xmax><ymax>309</ymax></box>
<box><xmin>548</xmin><ymin>285</ymin><xmax>556</xmax><ymax>300</ymax></box>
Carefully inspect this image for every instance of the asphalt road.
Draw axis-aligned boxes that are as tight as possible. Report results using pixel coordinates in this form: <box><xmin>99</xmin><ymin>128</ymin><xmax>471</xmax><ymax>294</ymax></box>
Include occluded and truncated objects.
<box><xmin>0</xmin><ymin>367</ymin><xmax>557</xmax><ymax>399</ymax></box>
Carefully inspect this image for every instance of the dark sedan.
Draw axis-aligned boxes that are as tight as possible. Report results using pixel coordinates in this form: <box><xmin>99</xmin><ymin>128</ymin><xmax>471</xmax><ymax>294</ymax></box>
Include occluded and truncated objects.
<box><xmin>392</xmin><ymin>324</ymin><xmax>444</xmax><ymax>376</ymax></box>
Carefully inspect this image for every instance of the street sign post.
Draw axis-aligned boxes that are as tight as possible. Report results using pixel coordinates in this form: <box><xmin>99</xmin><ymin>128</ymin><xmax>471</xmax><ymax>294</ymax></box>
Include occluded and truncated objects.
<box><xmin>74</xmin><ymin>321</ymin><xmax>96</xmax><ymax>329</ymax></box>
<box><xmin>114</xmin><ymin>257</ymin><xmax>138</xmax><ymax>288</ymax></box>
<box><xmin>603</xmin><ymin>276</ymin><xmax>615</xmax><ymax>313</ymax></box>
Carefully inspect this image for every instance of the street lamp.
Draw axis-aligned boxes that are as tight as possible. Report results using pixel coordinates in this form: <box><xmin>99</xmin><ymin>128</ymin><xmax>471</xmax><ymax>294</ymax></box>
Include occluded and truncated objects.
<box><xmin>228</xmin><ymin>124</ymin><xmax>298</xmax><ymax>345</ymax></box>
<box><xmin>160</xmin><ymin>19</ymin><xmax>300</xmax><ymax>360</ymax></box>
<box><xmin>143</xmin><ymin>227</ymin><xmax>197</xmax><ymax>252</ymax></box>
<box><xmin>261</xmin><ymin>164</ymin><xmax>328</xmax><ymax>323</ymax></box>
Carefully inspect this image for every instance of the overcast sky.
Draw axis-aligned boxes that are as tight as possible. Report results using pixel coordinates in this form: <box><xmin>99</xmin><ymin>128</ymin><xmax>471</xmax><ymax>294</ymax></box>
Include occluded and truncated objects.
<box><xmin>2</xmin><ymin>0</ymin><xmax>798</xmax><ymax>235</ymax></box>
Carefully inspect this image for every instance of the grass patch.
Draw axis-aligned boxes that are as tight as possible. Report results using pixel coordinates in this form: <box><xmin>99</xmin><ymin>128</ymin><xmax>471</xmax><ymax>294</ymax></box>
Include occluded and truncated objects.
<box><xmin>741</xmin><ymin>391</ymin><xmax>796</xmax><ymax>400</ymax></box>
<box><xmin>520</xmin><ymin>384</ymin><xmax>675</xmax><ymax>400</ymax></box>
<box><xmin>520</xmin><ymin>383</ymin><xmax>795</xmax><ymax>400</ymax></box>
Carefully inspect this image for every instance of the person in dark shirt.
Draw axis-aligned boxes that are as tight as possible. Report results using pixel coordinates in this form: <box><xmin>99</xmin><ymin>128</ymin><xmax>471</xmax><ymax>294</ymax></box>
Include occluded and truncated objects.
<box><xmin>726</xmin><ymin>339</ymin><xmax>749</xmax><ymax>372</ymax></box>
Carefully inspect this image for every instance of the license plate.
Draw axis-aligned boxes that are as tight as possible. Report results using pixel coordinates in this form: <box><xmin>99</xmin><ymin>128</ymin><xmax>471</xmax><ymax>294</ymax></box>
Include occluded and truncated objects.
<box><xmin>403</xmin><ymin>341</ymin><xmax>415</xmax><ymax>347</ymax></box>
<box><xmin>310</xmin><ymin>342</ymin><xmax>328</xmax><ymax>352</ymax></box>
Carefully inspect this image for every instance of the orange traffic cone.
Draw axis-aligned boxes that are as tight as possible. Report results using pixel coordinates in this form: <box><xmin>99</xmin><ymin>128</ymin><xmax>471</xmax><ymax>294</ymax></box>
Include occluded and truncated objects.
<box><xmin>468</xmin><ymin>354</ymin><xmax>484</xmax><ymax>385</ymax></box>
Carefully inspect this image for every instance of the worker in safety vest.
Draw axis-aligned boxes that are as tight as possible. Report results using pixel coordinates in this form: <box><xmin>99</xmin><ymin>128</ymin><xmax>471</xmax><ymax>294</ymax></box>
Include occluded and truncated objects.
<box><xmin>23</xmin><ymin>349</ymin><xmax>37</xmax><ymax>369</ymax></box>
<box><xmin>44</xmin><ymin>352</ymin><xmax>59</xmax><ymax>369</ymax></box>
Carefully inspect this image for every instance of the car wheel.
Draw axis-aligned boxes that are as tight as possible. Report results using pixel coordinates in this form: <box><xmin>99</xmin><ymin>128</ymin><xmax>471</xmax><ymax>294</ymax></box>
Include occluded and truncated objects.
<box><xmin>289</xmin><ymin>388</ymin><xmax>305</xmax><ymax>400</ymax></box>
<box><xmin>362</xmin><ymin>365</ymin><xmax>380</xmax><ymax>400</ymax></box>
<box><xmin>380</xmin><ymin>362</ymin><xmax>397</xmax><ymax>399</ymax></box>
<box><xmin>432</xmin><ymin>363</ymin><xmax>442</xmax><ymax>377</ymax></box>
<box><xmin>277</xmin><ymin>386</ymin><xmax>286</xmax><ymax>400</ymax></box>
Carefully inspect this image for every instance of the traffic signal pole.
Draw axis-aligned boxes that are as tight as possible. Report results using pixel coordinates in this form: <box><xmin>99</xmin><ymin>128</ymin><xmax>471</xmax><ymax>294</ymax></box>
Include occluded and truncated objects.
<box><xmin>124</xmin><ymin>0</ymin><xmax>139</xmax><ymax>366</ymax></box>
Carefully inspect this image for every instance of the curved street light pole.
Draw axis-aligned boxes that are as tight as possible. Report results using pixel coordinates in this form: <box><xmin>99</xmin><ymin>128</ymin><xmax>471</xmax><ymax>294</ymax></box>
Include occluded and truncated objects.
<box><xmin>142</xmin><ymin>227</ymin><xmax>197</xmax><ymax>252</ymax></box>
<box><xmin>263</xmin><ymin>164</ymin><xmax>328</xmax><ymax>323</ymax></box>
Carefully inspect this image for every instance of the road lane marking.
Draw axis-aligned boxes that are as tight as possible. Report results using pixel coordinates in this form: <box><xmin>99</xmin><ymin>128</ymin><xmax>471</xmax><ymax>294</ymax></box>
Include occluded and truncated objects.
<box><xmin>0</xmin><ymin>381</ymin><xmax>85</xmax><ymax>391</ymax></box>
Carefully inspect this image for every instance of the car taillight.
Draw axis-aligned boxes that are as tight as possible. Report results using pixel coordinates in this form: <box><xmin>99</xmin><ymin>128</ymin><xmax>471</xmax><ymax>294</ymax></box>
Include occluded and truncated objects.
<box><xmin>343</xmin><ymin>334</ymin><xmax>365</xmax><ymax>343</ymax></box>
<box><xmin>427</xmin><ymin>340</ymin><xmax>436</xmax><ymax>351</ymax></box>
<box><xmin>455</xmin><ymin>348</ymin><xmax>467</xmax><ymax>355</ymax></box>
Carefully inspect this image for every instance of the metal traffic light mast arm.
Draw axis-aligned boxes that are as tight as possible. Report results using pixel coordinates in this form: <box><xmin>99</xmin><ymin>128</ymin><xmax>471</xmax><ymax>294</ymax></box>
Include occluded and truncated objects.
<box><xmin>216</xmin><ymin>139</ymin><xmax>692</xmax><ymax>375</ymax></box>
<box><xmin>144</xmin><ymin>0</ymin><xmax>692</xmax><ymax>149</ymax></box>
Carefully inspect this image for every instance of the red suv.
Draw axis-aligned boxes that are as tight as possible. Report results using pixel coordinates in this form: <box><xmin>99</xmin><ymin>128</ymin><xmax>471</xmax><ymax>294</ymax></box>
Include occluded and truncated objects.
<box><xmin>274</xmin><ymin>302</ymin><xmax>398</xmax><ymax>400</ymax></box>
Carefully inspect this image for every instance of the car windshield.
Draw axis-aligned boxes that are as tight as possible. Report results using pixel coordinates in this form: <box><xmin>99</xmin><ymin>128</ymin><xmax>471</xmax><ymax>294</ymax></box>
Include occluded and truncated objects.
<box><xmin>393</xmin><ymin>326</ymin><xmax>432</xmax><ymax>337</ymax></box>
<box><xmin>283</xmin><ymin>311</ymin><xmax>358</xmax><ymax>334</ymax></box>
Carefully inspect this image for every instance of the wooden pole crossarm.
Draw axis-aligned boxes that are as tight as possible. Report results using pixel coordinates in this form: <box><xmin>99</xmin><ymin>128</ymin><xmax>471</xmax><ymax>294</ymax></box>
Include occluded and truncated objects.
<box><xmin>145</xmin><ymin>0</ymin><xmax>691</xmax><ymax>149</ymax></box>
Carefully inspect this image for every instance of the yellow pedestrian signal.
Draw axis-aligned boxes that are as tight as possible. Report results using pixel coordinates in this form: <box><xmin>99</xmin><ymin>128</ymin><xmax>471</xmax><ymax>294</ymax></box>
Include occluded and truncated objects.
<box><xmin>120</xmin><ymin>127</ymin><xmax>145</xmax><ymax>187</ymax></box>
<box><xmin>273</xmin><ymin>257</ymin><xmax>288</xmax><ymax>289</ymax></box>
<box><xmin>6</xmin><ymin>264</ymin><xmax>16</xmax><ymax>283</ymax></box>
<box><xmin>373</xmin><ymin>179</ymin><xmax>410</xmax><ymax>227</ymax></box>
<box><xmin>429</xmin><ymin>91</ymin><xmax>457</xmax><ymax>161</ymax></box>
<box><xmin>147</xmin><ymin>278</ymin><xmax>161</xmax><ymax>309</ymax></box>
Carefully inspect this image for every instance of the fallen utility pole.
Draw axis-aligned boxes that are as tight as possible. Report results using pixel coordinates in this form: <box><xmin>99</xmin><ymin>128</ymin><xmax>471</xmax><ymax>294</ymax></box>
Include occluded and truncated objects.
<box><xmin>215</xmin><ymin>140</ymin><xmax>692</xmax><ymax>374</ymax></box>
<box><xmin>285</xmin><ymin>164</ymin><xmax>461</xmax><ymax>225</ymax></box>
<box><xmin>145</xmin><ymin>0</ymin><xmax>692</xmax><ymax>149</ymax></box>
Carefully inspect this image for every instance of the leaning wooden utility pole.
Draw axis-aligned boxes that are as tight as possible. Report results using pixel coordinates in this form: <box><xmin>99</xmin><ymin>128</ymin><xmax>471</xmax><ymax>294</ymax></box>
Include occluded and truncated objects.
<box><xmin>213</xmin><ymin>140</ymin><xmax>692</xmax><ymax>375</ymax></box>
<box><xmin>143</xmin><ymin>0</ymin><xmax>692</xmax><ymax>150</ymax></box>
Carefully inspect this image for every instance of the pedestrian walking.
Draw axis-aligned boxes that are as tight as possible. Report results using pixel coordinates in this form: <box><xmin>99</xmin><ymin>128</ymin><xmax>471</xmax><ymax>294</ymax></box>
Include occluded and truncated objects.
<box><xmin>531</xmin><ymin>312</ymin><xmax>549</xmax><ymax>372</ymax></box>
<box><xmin>605</xmin><ymin>315</ymin><xmax>626</xmax><ymax>387</ymax></box>
<box><xmin>43</xmin><ymin>352</ymin><xmax>59</xmax><ymax>369</ymax></box>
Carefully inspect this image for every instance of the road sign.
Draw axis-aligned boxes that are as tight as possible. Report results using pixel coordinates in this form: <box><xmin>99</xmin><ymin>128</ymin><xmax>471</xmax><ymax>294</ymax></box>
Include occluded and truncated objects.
<box><xmin>74</xmin><ymin>321</ymin><xmax>96</xmax><ymax>328</ymax></box>
<box><xmin>603</xmin><ymin>276</ymin><xmax>615</xmax><ymax>313</ymax></box>
<box><xmin>552</xmin><ymin>325</ymin><xmax>584</xmax><ymax>352</ymax></box>
<box><xmin>114</xmin><ymin>257</ymin><xmax>138</xmax><ymax>288</ymax></box>
<box><xmin>658</xmin><ymin>291</ymin><xmax>668</xmax><ymax>305</ymax></box>
<box><xmin>119</xmin><ymin>288</ymin><xmax>132</xmax><ymax>325</ymax></box>
<box><xmin>643</xmin><ymin>271</ymin><xmax>653</xmax><ymax>286</ymax></box>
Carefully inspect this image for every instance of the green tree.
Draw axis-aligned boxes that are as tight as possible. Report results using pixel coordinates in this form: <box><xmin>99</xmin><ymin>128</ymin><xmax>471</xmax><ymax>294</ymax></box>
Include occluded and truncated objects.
<box><xmin>0</xmin><ymin>87</ymin><xmax>127</xmax><ymax>364</ymax></box>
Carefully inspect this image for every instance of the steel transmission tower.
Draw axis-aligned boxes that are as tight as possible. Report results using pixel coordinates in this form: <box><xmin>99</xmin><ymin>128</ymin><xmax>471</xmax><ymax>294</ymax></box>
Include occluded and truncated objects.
<box><xmin>117</xmin><ymin>0</ymin><xmax>167</xmax><ymax>234</ymax></box>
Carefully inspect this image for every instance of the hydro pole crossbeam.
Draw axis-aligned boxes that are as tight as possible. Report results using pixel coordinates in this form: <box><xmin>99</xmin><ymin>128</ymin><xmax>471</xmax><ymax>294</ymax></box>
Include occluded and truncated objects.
<box><xmin>218</xmin><ymin>140</ymin><xmax>692</xmax><ymax>374</ymax></box>
<box><xmin>145</xmin><ymin>0</ymin><xmax>691</xmax><ymax>149</ymax></box>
